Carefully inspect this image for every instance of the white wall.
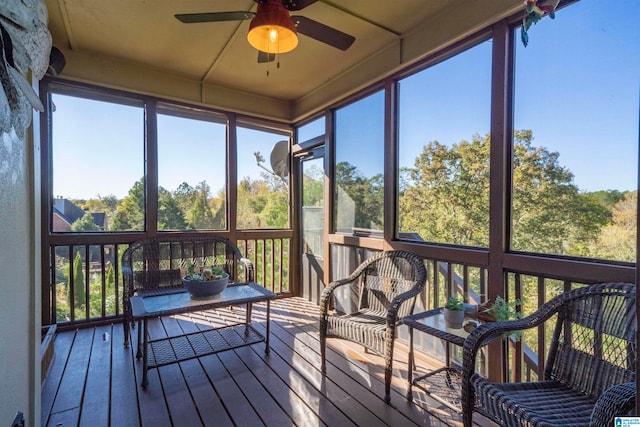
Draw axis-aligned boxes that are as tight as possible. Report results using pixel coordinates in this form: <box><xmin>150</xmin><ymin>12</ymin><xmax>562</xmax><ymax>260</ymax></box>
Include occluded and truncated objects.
<box><xmin>0</xmin><ymin>126</ymin><xmax>40</xmax><ymax>425</ymax></box>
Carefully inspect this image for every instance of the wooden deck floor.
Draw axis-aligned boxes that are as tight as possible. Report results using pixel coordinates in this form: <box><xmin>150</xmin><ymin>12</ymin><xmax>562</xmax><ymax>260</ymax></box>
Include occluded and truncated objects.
<box><xmin>42</xmin><ymin>297</ymin><xmax>470</xmax><ymax>427</ymax></box>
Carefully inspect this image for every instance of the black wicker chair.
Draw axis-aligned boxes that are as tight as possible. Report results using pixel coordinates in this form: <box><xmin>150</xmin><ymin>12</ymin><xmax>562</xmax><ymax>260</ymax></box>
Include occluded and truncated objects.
<box><xmin>121</xmin><ymin>234</ymin><xmax>254</xmax><ymax>347</ymax></box>
<box><xmin>319</xmin><ymin>250</ymin><xmax>427</xmax><ymax>403</ymax></box>
<box><xmin>461</xmin><ymin>282</ymin><xmax>636</xmax><ymax>427</ymax></box>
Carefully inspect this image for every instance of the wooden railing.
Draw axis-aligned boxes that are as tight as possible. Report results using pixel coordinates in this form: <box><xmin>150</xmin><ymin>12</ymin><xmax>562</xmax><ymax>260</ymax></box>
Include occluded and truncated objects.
<box><xmin>44</xmin><ymin>235</ymin><xmax>632</xmax><ymax>384</ymax></box>
<box><xmin>44</xmin><ymin>235</ymin><xmax>292</xmax><ymax>328</ymax></box>
<box><xmin>327</xmin><ymin>243</ymin><xmax>624</xmax><ymax>381</ymax></box>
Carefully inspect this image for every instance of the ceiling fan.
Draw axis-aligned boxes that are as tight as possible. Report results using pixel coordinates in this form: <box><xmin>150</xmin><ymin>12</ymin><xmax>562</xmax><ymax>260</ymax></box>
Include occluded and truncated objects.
<box><xmin>175</xmin><ymin>0</ymin><xmax>355</xmax><ymax>62</ymax></box>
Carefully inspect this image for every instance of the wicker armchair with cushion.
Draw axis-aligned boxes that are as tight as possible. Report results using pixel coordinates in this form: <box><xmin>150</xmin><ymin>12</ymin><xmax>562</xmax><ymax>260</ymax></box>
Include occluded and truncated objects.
<box><xmin>461</xmin><ymin>282</ymin><xmax>636</xmax><ymax>427</ymax></box>
<box><xmin>121</xmin><ymin>234</ymin><xmax>254</xmax><ymax>348</ymax></box>
<box><xmin>319</xmin><ymin>250</ymin><xmax>427</xmax><ymax>403</ymax></box>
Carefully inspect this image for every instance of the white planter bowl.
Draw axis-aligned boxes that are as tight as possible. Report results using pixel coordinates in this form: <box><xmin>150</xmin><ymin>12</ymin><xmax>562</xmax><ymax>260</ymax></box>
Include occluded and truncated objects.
<box><xmin>182</xmin><ymin>275</ymin><xmax>229</xmax><ymax>298</ymax></box>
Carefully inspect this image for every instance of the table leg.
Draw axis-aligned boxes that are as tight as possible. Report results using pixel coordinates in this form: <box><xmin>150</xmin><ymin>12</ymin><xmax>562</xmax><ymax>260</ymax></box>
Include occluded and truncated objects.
<box><xmin>141</xmin><ymin>318</ymin><xmax>149</xmax><ymax>388</ymax></box>
<box><xmin>246</xmin><ymin>302</ymin><xmax>252</xmax><ymax>324</ymax></box>
<box><xmin>136</xmin><ymin>320</ymin><xmax>142</xmax><ymax>359</ymax></box>
<box><xmin>407</xmin><ymin>327</ymin><xmax>414</xmax><ymax>402</ymax></box>
<box><xmin>265</xmin><ymin>299</ymin><xmax>271</xmax><ymax>355</ymax></box>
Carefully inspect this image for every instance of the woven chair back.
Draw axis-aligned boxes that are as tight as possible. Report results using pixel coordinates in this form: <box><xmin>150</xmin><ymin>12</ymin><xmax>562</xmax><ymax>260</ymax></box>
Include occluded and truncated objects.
<box><xmin>358</xmin><ymin>251</ymin><xmax>426</xmax><ymax>317</ymax></box>
<box><xmin>122</xmin><ymin>235</ymin><xmax>248</xmax><ymax>296</ymax></box>
<box><xmin>547</xmin><ymin>282</ymin><xmax>635</xmax><ymax>399</ymax></box>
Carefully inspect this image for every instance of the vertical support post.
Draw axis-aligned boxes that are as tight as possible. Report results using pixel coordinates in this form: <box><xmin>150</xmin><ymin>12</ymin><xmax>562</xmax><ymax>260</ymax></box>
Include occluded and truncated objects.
<box><xmin>487</xmin><ymin>19</ymin><xmax>512</xmax><ymax>382</ymax></box>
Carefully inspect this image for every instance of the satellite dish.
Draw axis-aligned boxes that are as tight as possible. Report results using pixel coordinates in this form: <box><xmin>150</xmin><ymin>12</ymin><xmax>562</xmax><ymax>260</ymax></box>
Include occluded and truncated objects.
<box><xmin>270</xmin><ymin>140</ymin><xmax>289</xmax><ymax>178</ymax></box>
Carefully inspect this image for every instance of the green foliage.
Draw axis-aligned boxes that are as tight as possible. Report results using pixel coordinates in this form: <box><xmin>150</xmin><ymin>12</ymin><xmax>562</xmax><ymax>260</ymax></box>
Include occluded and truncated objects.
<box><xmin>79</xmin><ymin>194</ymin><xmax>118</xmax><ymax>217</ymax></box>
<box><xmin>70</xmin><ymin>211</ymin><xmax>100</xmax><ymax>232</ymax></box>
<box><xmin>106</xmin><ymin>265</ymin><xmax>115</xmax><ymax>293</ymax></box>
<box><xmin>483</xmin><ymin>296</ymin><xmax>521</xmax><ymax>322</ymax></box>
<box><xmin>237</xmin><ymin>173</ymin><xmax>289</xmax><ymax>229</ymax></box>
<box><xmin>398</xmin><ymin>130</ymin><xmax>616</xmax><ymax>257</ymax></box>
<box><xmin>400</xmin><ymin>135</ymin><xmax>490</xmax><ymax>246</ymax></box>
<box><xmin>482</xmin><ymin>296</ymin><xmax>522</xmax><ymax>340</ymax></box>
<box><xmin>158</xmin><ymin>187</ymin><xmax>187</xmax><ymax>230</ymax></box>
<box><xmin>590</xmin><ymin>191</ymin><xmax>637</xmax><ymax>261</ymax></box>
<box><xmin>72</xmin><ymin>252</ymin><xmax>85</xmax><ymax>309</ymax></box>
<box><xmin>173</xmin><ymin>182</ymin><xmax>196</xmax><ymax>212</ymax></box>
<box><xmin>109</xmin><ymin>178</ymin><xmax>144</xmax><ymax>231</ymax></box>
<box><xmin>188</xmin><ymin>181</ymin><xmax>217</xmax><ymax>229</ymax></box>
<box><xmin>302</xmin><ymin>164</ymin><xmax>324</xmax><ymax>206</ymax></box>
<box><xmin>444</xmin><ymin>297</ymin><xmax>464</xmax><ymax>311</ymax></box>
<box><xmin>335</xmin><ymin>162</ymin><xmax>383</xmax><ymax>230</ymax></box>
<box><xmin>589</xmin><ymin>190</ymin><xmax>626</xmax><ymax>216</ymax></box>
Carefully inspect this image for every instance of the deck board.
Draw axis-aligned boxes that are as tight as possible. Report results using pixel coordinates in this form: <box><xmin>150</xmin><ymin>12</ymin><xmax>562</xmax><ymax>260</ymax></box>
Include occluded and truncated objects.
<box><xmin>79</xmin><ymin>324</ymin><xmax>113</xmax><ymax>427</ymax></box>
<box><xmin>41</xmin><ymin>327</ymin><xmax>74</xmax><ymax>426</ymax></box>
<box><xmin>109</xmin><ymin>322</ymin><xmax>141</xmax><ymax>427</ymax></box>
<box><xmin>43</xmin><ymin>297</ymin><xmax>479</xmax><ymax>427</ymax></box>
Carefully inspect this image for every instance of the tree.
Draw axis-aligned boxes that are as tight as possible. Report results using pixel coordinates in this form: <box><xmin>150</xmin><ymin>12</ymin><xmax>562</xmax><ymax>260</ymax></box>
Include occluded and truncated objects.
<box><xmin>173</xmin><ymin>182</ymin><xmax>196</xmax><ymax>214</ymax></box>
<box><xmin>335</xmin><ymin>162</ymin><xmax>383</xmax><ymax>231</ymax></box>
<box><xmin>80</xmin><ymin>194</ymin><xmax>119</xmax><ymax>217</ymax></box>
<box><xmin>110</xmin><ymin>178</ymin><xmax>144</xmax><ymax>231</ymax></box>
<box><xmin>593</xmin><ymin>191</ymin><xmax>637</xmax><ymax>262</ymax></box>
<box><xmin>399</xmin><ymin>130</ymin><xmax>608</xmax><ymax>254</ymax></box>
<box><xmin>400</xmin><ymin>136</ymin><xmax>490</xmax><ymax>245</ymax></box>
<box><xmin>158</xmin><ymin>187</ymin><xmax>187</xmax><ymax>230</ymax></box>
<box><xmin>510</xmin><ymin>130</ymin><xmax>608</xmax><ymax>254</ymax></box>
<box><xmin>188</xmin><ymin>181</ymin><xmax>216</xmax><ymax>229</ymax></box>
<box><xmin>302</xmin><ymin>163</ymin><xmax>323</xmax><ymax>206</ymax></box>
<box><xmin>71</xmin><ymin>252</ymin><xmax>86</xmax><ymax>309</ymax></box>
<box><xmin>261</xmin><ymin>192</ymin><xmax>289</xmax><ymax>227</ymax></box>
<box><xmin>210</xmin><ymin>187</ymin><xmax>227</xmax><ymax>229</ymax></box>
<box><xmin>236</xmin><ymin>172</ymin><xmax>289</xmax><ymax>229</ymax></box>
<box><xmin>70</xmin><ymin>211</ymin><xmax>101</xmax><ymax>232</ymax></box>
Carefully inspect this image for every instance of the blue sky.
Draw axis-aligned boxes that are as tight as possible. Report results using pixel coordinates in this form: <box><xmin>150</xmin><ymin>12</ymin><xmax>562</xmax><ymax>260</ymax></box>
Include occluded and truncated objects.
<box><xmin>53</xmin><ymin>0</ymin><xmax>638</xmax><ymax>199</ymax></box>
<box><xmin>338</xmin><ymin>0</ymin><xmax>639</xmax><ymax>193</ymax></box>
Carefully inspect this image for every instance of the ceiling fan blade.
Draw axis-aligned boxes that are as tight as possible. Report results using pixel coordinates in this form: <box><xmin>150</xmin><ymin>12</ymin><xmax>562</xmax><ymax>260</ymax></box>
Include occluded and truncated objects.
<box><xmin>291</xmin><ymin>16</ymin><xmax>355</xmax><ymax>51</ymax></box>
<box><xmin>175</xmin><ymin>11</ymin><xmax>255</xmax><ymax>24</ymax></box>
<box><xmin>257</xmin><ymin>51</ymin><xmax>276</xmax><ymax>63</ymax></box>
<box><xmin>281</xmin><ymin>0</ymin><xmax>321</xmax><ymax>11</ymax></box>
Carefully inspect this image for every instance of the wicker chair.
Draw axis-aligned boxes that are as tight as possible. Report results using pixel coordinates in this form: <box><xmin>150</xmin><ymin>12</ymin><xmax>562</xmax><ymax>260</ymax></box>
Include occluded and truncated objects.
<box><xmin>461</xmin><ymin>282</ymin><xmax>636</xmax><ymax>427</ymax></box>
<box><xmin>319</xmin><ymin>250</ymin><xmax>427</xmax><ymax>403</ymax></box>
<box><xmin>121</xmin><ymin>234</ymin><xmax>254</xmax><ymax>348</ymax></box>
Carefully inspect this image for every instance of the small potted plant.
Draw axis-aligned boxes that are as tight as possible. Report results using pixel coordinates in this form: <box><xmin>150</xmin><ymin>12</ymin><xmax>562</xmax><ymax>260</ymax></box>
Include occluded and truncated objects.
<box><xmin>443</xmin><ymin>297</ymin><xmax>465</xmax><ymax>329</ymax></box>
<box><xmin>477</xmin><ymin>296</ymin><xmax>523</xmax><ymax>339</ymax></box>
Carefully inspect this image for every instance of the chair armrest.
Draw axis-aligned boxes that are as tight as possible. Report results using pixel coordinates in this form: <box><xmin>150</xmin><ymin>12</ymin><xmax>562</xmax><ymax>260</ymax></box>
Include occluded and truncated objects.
<box><xmin>460</xmin><ymin>310</ymin><xmax>561</xmax><ymax>426</ymax></box>
<box><xmin>320</xmin><ymin>277</ymin><xmax>358</xmax><ymax>317</ymax></box>
<box><xmin>238</xmin><ymin>257</ymin><xmax>255</xmax><ymax>282</ymax></box>
<box><xmin>387</xmin><ymin>283</ymin><xmax>425</xmax><ymax>327</ymax></box>
<box><xmin>589</xmin><ymin>382</ymin><xmax>636</xmax><ymax>427</ymax></box>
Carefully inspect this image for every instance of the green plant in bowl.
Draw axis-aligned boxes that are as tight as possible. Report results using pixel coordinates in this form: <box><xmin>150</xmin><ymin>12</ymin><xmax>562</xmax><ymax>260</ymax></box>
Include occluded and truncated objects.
<box><xmin>183</xmin><ymin>264</ymin><xmax>229</xmax><ymax>298</ymax></box>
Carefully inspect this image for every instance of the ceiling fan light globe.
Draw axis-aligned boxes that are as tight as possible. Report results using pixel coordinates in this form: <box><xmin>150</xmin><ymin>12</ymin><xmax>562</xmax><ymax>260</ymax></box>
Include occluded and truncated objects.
<box><xmin>247</xmin><ymin>2</ymin><xmax>298</xmax><ymax>53</ymax></box>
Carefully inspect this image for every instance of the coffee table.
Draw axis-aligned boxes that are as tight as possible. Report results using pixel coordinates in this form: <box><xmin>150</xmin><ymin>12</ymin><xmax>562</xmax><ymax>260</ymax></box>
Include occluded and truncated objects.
<box><xmin>130</xmin><ymin>282</ymin><xmax>276</xmax><ymax>388</ymax></box>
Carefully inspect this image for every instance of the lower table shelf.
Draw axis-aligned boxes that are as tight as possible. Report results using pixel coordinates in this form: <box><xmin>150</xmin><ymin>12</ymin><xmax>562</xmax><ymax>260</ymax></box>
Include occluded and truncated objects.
<box><xmin>147</xmin><ymin>323</ymin><xmax>265</xmax><ymax>368</ymax></box>
<box><xmin>411</xmin><ymin>366</ymin><xmax>462</xmax><ymax>412</ymax></box>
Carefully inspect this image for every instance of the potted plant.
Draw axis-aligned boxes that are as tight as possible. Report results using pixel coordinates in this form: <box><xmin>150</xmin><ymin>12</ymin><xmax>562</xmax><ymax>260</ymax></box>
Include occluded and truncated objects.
<box><xmin>183</xmin><ymin>263</ymin><xmax>229</xmax><ymax>299</ymax></box>
<box><xmin>477</xmin><ymin>296</ymin><xmax>523</xmax><ymax>339</ymax></box>
<box><xmin>443</xmin><ymin>297</ymin><xmax>465</xmax><ymax>329</ymax></box>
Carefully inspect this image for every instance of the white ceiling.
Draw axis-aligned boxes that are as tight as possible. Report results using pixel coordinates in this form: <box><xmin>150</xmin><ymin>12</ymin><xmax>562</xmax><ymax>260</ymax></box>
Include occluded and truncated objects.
<box><xmin>44</xmin><ymin>1</ymin><xmax>455</xmax><ymax>100</ymax></box>
<box><xmin>43</xmin><ymin>0</ymin><xmax>522</xmax><ymax>120</ymax></box>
